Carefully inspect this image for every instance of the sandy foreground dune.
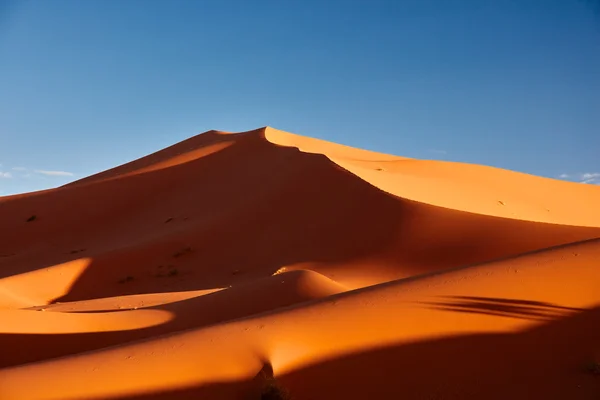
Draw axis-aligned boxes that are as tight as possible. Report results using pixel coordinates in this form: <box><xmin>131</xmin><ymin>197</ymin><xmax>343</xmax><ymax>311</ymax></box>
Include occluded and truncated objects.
<box><xmin>0</xmin><ymin>127</ymin><xmax>599</xmax><ymax>399</ymax></box>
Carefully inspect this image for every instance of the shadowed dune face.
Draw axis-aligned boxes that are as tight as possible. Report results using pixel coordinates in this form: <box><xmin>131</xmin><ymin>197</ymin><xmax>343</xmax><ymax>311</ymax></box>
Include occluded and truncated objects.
<box><xmin>1</xmin><ymin>127</ymin><xmax>600</xmax><ymax>399</ymax></box>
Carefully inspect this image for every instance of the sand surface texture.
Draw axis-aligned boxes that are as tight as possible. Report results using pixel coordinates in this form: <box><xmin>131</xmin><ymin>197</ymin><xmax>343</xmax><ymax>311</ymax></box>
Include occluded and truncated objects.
<box><xmin>1</xmin><ymin>127</ymin><xmax>599</xmax><ymax>399</ymax></box>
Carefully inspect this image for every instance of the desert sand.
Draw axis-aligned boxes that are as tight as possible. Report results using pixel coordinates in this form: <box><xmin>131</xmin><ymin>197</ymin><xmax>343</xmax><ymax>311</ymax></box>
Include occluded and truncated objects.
<box><xmin>0</xmin><ymin>126</ymin><xmax>599</xmax><ymax>399</ymax></box>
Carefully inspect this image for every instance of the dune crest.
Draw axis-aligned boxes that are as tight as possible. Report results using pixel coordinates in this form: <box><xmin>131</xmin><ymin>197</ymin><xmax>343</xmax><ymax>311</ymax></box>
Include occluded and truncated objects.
<box><xmin>1</xmin><ymin>127</ymin><xmax>599</xmax><ymax>399</ymax></box>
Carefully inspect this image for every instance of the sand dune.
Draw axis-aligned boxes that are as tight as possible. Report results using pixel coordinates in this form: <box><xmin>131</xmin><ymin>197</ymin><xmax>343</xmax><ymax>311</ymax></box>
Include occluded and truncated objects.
<box><xmin>0</xmin><ymin>127</ymin><xmax>599</xmax><ymax>399</ymax></box>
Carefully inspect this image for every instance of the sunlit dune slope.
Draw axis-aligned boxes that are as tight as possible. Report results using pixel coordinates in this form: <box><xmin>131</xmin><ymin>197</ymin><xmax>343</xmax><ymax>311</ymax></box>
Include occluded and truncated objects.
<box><xmin>0</xmin><ymin>126</ymin><xmax>599</xmax><ymax>400</ymax></box>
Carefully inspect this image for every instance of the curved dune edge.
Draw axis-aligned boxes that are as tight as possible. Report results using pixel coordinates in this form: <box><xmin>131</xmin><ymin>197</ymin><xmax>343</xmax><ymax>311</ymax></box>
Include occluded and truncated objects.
<box><xmin>0</xmin><ymin>258</ymin><xmax>91</xmax><ymax>309</ymax></box>
<box><xmin>0</xmin><ymin>270</ymin><xmax>346</xmax><ymax>368</ymax></box>
<box><xmin>29</xmin><ymin>269</ymin><xmax>345</xmax><ymax>315</ymax></box>
<box><xmin>262</xmin><ymin>127</ymin><xmax>600</xmax><ymax>226</ymax></box>
<box><xmin>1</xmin><ymin>238</ymin><xmax>598</xmax><ymax>399</ymax></box>
<box><xmin>262</xmin><ymin>126</ymin><xmax>406</xmax><ymax>161</ymax></box>
<box><xmin>25</xmin><ymin>289</ymin><xmax>223</xmax><ymax>313</ymax></box>
<box><xmin>0</xmin><ymin>308</ymin><xmax>173</xmax><ymax>334</ymax></box>
<box><xmin>64</xmin><ymin>132</ymin><xmax>239</xmax><ymax>188</ymax></box>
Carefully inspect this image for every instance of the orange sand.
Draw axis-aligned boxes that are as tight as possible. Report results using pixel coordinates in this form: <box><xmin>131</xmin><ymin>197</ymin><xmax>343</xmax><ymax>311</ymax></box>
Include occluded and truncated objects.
<box><xmin>0</xmin><ymin>127</ymin><xmax>599</xmax><ymax>399</ymax></box>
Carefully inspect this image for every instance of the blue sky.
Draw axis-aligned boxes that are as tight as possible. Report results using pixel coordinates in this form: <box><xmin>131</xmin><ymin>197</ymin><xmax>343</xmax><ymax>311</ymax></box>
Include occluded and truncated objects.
<box><xmin>1</xmin><ymin>0</ymin><xmax>599</xmax><ymax>195</ymax></box>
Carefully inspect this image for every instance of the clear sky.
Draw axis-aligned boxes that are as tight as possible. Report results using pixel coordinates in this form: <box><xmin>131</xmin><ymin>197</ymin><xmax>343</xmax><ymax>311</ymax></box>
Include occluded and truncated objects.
<box><xmin>1</xmin><ymin>0</ymin><xmax>599</xmax><ymax>195</ymax></box>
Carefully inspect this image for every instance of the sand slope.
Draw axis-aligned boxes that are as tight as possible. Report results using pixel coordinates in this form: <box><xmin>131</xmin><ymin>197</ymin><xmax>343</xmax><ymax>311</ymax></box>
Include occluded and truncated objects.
<box><xmin>0</xmin><ymin>127</ymin><xmax>599</xmax><ymax>399</ymax></box>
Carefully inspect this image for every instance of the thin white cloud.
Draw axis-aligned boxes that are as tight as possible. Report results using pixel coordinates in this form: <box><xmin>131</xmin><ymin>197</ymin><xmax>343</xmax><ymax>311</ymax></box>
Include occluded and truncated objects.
<box><xmin>581</xmin><ymin>172</ymin><xmax>600</xmax><ymax>180</ymax></box>
<box><xmin>34</xmin><ymin>170</ymin><xmax>74</xmax><ymax>177</ymax></box>
<box><xmin>11</xmin><ymin>167</ymin><xmax>27</xmax><ymax>171</ymax></box>
<box><xmin>558</xmin><ymin>172</ymin><xmax>600</xmax><ymax>185</ymax></box>
<box><xmin>0</xmin><ymin>172</ymin><xmax>12</xmax><ymax>178</ymax></box>
<box><xmin>581</xmin><ymin>172</ymin><xmax>600</xmax><ymax>185</ymax></box>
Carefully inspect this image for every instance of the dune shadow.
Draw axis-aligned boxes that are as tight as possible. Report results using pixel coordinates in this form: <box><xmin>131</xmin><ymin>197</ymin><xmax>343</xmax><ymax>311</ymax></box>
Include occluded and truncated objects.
<box><xmin>421</xmin><ymin>295</ymin><xmax>585</xmax><ymax>321</ymax></box>
<box><xmin>101</xmin><ymin>382</ymin><xmax>254</xmax><ymax>400</ymax></box>
<box><xmin>100</xmin><ymin>362</ymin><xmax>276</xmax><ymax>400</ymax></box>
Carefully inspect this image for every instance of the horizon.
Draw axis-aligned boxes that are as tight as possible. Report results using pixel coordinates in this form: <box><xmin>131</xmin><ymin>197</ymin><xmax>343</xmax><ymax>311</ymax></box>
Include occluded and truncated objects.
<box><xmin>2</xmin><ymin>0</ymin><xmax>600</xmax><ymax>195</ymax></box>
